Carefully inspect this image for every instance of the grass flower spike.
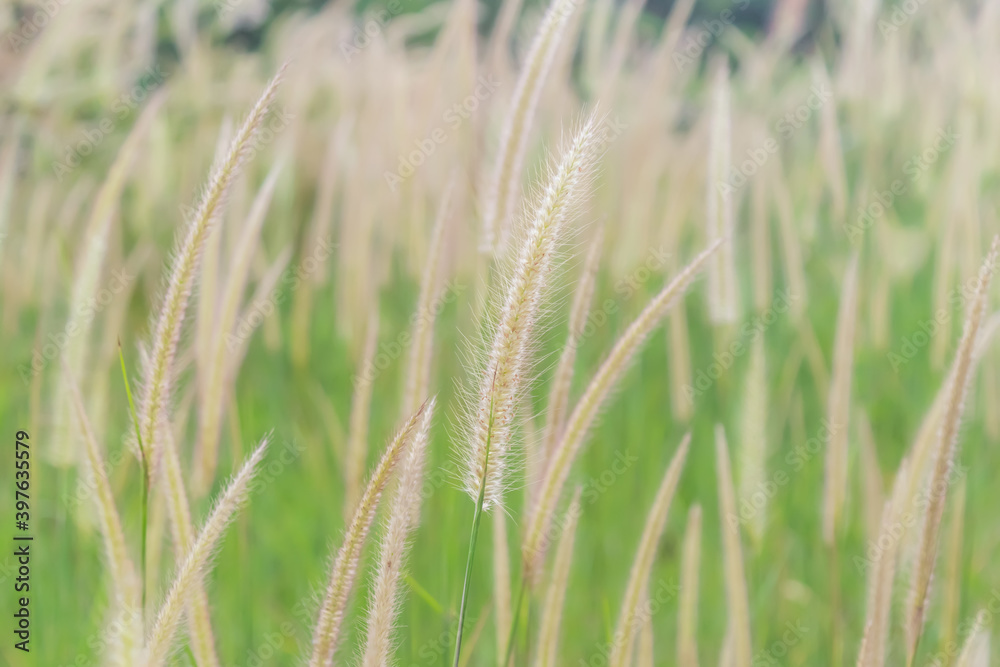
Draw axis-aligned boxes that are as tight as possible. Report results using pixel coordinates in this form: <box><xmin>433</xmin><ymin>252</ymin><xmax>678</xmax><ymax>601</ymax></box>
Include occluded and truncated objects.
<box><xmin>136</xmin><ymin>66</ymin><xmax>285</xmax><ymax>477</ymax></box>
<box><xmin>310</xmin><ymin>403</ymin><xmax>428</xmax><ymax>666</ymax></box>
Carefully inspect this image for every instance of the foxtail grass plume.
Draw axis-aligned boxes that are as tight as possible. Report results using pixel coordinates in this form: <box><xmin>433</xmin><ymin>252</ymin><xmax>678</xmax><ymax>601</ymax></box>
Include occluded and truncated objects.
<box><xmin>481</xmin><ymin>0</ymin><xmax>581</xmax><ymax>254</ymax></box>
<box><xmin>856</xmin><ymin>457</ymin><xmax>910</xmax><ymax>667</ymax></box>
<box><xmin>310</xmin><ymin>403</ymin><xmax>427</xmax><ymax>666</ymax></box>
<box><xmin>159</xmin><ymin>427</ymin><xmax>221</xmax><ymax>666</ymax></box>
<box><xmin>609</xmin><ymin>433</ymin><xmax>690</xmax><ymax>667</ymax></box>
<box><xmin>938</xmin><ymin>478</ymin><xmax>966</xmax><ymax>661</ymax></box>
<box><xmin>136</xmin><ymin>67</ymin><xmax>285</xmax><ymax>479</ymax></box>
<box><xmin>63</xmin><ymin>361</ymin><xmax>140</xmax><ymax>660</ymax></box>
<box><xmin>955</xmin><ymin>612</ymin><xmax>990</xmax><ymax>667</ymax></box>
<box><xmin>463</xmin><ymin>112</ymin><xmax>602</xmax><ymax>514</ymax></box>
<box><xmin>523</xmin><ymin>239</ymin><xmax>722</xmax><ymax>580</ymax></box>
<box><xmin>904</xmin><ymin>235</ymin><xmax>998</xmax><ymax>667</ymax></box>
<box><xmin>534</xmin><ymin>487</ymin><xmax>582</xmax><ymax>667</ymax></box>
<box><xmin>360</xmin><ymin>398</ymin><xmax>436</xmax><ymax>667</ymax></box>
<box><xmin>715</xmin><ymin>425</ymin><xmax>752</xmax><ymax>667</ymax></box>
<box><xmin>542</xmin><ymin>226</ymin><xmax>603</xmax><ymax>461</ymax></box>
<box><xmin>739</xmin><ymin>336</ymin><xmax>767</xmax><ymax>545</ymax></box>
<box><xmin>823</xmin><ymin>253</ymin><xmax>859</xmax><ymax>544</ymax></box>
<box><xmin>706</xmin><ymin>59</ymin><xmax>739</xmax><ymax>324</ymax></box>
<box><xmin>144</xmin><ymin>437</ymin><xmax>271</xmax><ymax>667</ymax></box>
<box><xmin>678</xmin><ymin>504</ymin><xmax>702</xmax><ymax>667</ymax></box>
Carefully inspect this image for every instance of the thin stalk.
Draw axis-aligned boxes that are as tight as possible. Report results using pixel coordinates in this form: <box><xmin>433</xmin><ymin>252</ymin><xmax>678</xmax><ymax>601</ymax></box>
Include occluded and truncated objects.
<box><xmin>453</xmin><ymin>452</ymin><xmax>488</xmax><ymax>667</ymax></box>
<box><xmin>455</xmin><ymin>371</ymin><xmax>498</xmax><ymax>667</ymax></box>
<box><xmin>118</xmin><ymin>338</ymin><xmax>148</xmax><ymax>626</ymax></box>
<box><xmin>502</xmin><ymin>577</ymin><xmax>527</xmax><ymax>666</ymax></box>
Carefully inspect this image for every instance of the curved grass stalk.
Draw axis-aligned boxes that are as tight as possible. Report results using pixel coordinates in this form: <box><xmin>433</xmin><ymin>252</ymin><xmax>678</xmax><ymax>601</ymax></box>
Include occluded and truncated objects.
<box><xmin>678</xmin><ymin>505</ymin><xmax>702</xmax><ymax>667</ymax></box>
<box><xmin>144</xmin><ymin>437</ymin><xmax>270</xmax><ymax>667</ymax></box>
<box><xmin>136</xmin><ymin>66</ymin><xmax>285</xmax><ymax>479</ymax></box>
<box><xmin>609</xmin><ymin>434</ymin><xmax>690</xmax><ymax>667</ymax></box>
<box><xmin>63</xmin><ymin>360</ymin><xmax>140</xmax><ymax>662</ymax></box>
<box><xmin>823</xmin><ymin>253</ymin><xmax>859</xmax><ymax>544</ymax></box>
<box><xmin>715</xmin><ymin>425</ymin><xmax>752</xmax><ymax>667</ymax></box>
<box><xmin>481</xmin><ymin>0</ymin><xmax>581</xmax><ymax>254</ymax></box>
<box><xmin>523</xmin><ymin>239</ymin><xmax>722</xmax><ymax>580</ymax></box>
<box><xmin>904</xmin><ymin>236</ymin><xmax>998</xmax><ymax>667</ymax></box>
<box><xmin>856</xmin><ymin>457</ymin><xmax>910</xmax><ymax>667</ymax></box>
<box><xmin>310</xmin><ymin>403</ymin><xmax>427</xmax><ymax>666</ymax></box>
<box><xmin>534</xmin><ymin>487</ymin><xmax>582</xmax><ymax>667</ymax></box>
<box><xmin>402</xmin><ymin>175</ymin><xmax>454</xmax><ymax>418</ymax></box>
<box><xmin>542</xmin><ymin>227</ymin><xmax>603</xmax><ymax>461</ymax></box>
<box><xmin>360</xmin><ymin>399</ymin><xmax>436</xmax><ymax>667</ymax></box>
<box><xmin>159</xmin><ymin>427</ymin><xmax>220</xmax><ymax>667</ymax></box>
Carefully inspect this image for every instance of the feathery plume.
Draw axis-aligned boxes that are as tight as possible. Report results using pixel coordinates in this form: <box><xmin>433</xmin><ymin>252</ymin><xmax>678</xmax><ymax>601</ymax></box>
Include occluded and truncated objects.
<box><xmin>739</xmin><ymin>336</ymin><xmax>768</xmax><ymax>545</ymax></box>
<box><xmin>360</xmin><ymin>399</ymin><xmax>436</xmax><ymax>667</ymax></box>
<box><xmin>464</xmin><ymin>113</ymin><xmax>602</xmax><ymax>513</ymax></box>
<box><xmin>856</xmin><ymin>457</ymin><xmax>910</xmax><ymax>667</ymax></box>
<box><xmin>706</xmin><ymin>60</ymin><xmax>739</xmax><ymax>324</ymax></box>
<box><xmin>678</xmin><ymin>505</ymin><xmax>702</xmax><ymax>667</ymax></box>
<box><xmin>402</xmin><ymin>177</ymin><xmax>454</xmax><ymax>418</ymax></box>
<box><xmin>159</xmin><ymin>427</ymin><xmax>220</xmax><ymax>667</ymax></box>
<box><xmin>938</xmin><ymin>478</ymin><xmax>966</xmax><ymax>661</ymax></box>
<box><xmin>543</xmin><ymin>226</ymin><xmax>603</xmax><ymax>461</ymax></box>
<box><xmin>858</xmin><ymin>412</ymin><xmax>885</xmax><ymax>548</ymax></box>
<box><xmin>609</xmin><ymin>434</ymin><xmax>690</xmax><ymax>667</ymax></box>
<box><xmin>346</xmin><ymin>310</ymin><xmax>380</xmax><ymax>517</ymax></box>
<box><xmin>823</xmin><ymin>253</ymin><xmax>859</xmax><ymax>544</ymax></box>
<box><xmin>955</xmin><ymin>612</ymin><xmax>990</xmax><ymax>667</ymax></box>
<box><xmin>716</xmin><ymin>425</ymin><xmax>752</xmax><ymax>667</ymax></box>
<box><xmin>136</xmin><ymin>66</ymin><xmax>285</xmax><ymax>478</ymax></box>
<box><xmin>144</xmin><ymin>437</ymin><xmax>270</xmax><ymax>667</ymax></box>
<box><xmin>905</xmin><ymin>236</ymin><xmax>998</xmax><ymax>666</ymax></box>
<box><xmin>481</xmin><ymin>0</ymin><xmax>582</xmax><ymax>254</ymax></box>
<box><xmin>310</xmin><ymin>403</ymin><xmax>427</xmax><ymax>666</ymax></box>
<box><xmin>523</xmin><ymin>239</ymin><xmax>722</xmax><ymax>579</ymax></box>
<box><xmin>534</xmin><ymin>488</ymin><xmax>583</xmax><ymax>667</ymax></box>
<box><xmin>63</xmin><ymin>361</ymin><xmax>140</xmax><ymax>658</ymax></box>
